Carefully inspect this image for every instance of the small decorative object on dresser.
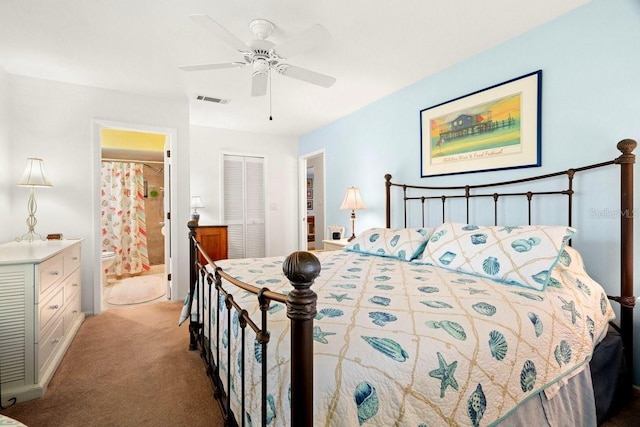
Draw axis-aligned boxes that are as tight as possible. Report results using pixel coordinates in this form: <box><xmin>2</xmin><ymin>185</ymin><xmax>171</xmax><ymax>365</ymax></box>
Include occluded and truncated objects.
<box><xmin>327</xmin><ymin>225</ymin><xmax>345</xmax><ymax>240</ymax></box>
<box><xmin>0</xmin><ymin>239</ymin><xmax>84</xmax><ymax>406</ymax></box>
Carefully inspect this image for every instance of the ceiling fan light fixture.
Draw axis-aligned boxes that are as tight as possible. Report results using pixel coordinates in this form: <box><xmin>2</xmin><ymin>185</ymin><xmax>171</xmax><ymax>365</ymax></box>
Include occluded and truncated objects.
<box><xmin>253</xmin><ymin>58</ymin><xmax>269</xmax><ymax>73</ymax></box>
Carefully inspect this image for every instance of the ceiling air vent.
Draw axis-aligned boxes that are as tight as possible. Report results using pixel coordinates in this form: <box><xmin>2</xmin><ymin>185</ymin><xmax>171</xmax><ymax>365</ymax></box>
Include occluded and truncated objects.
<box><xmin>196</xmin><ymin>95</ymin><xmax>229</xmax><ymax>104</ymax></box>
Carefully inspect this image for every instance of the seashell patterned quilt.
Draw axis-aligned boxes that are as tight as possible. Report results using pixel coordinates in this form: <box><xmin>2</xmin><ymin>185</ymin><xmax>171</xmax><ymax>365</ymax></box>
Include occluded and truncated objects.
<box><xmin>197</xmin><ymin>246</ymin><xmax>614</xmax><ymax>426</ymax></box>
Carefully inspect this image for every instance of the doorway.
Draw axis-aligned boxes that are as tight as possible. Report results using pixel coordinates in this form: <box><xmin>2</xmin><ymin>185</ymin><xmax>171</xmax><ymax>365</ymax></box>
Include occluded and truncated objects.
<box><xmin>299</xmin><ymin>150</ymin><xmax>325</xmax><ymax>250</ymax></box>
<box><xmin>92</xmin><ymin>120</ymin><xmax>176</xmax><ymax>314</ymax></box>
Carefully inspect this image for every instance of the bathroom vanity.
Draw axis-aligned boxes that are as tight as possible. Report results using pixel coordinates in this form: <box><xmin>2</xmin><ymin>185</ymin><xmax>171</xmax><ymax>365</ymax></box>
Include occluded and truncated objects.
<box><xmin>0</xmin><ymin>239</ymin><xmax>84</xmax><ymax>406</ymax></box>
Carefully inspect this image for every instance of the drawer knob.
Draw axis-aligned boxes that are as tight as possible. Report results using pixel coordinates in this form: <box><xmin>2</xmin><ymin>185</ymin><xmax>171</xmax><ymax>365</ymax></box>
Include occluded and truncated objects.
<box><xmin>72</xmin><ymin>256</ymin><xmax>79</xmax><ymax>261</ymax></box>
<box><xmin>72</xmin><ymin>283</ymin><xmax>79</xmax><ymax>287</ymax></box>
<box><xmin>52</xmin><ymin>338</ymin><xmax>61</xmax><ymax>344</ymax></box>
<box><xmin>50</xmin><ymin>271</ymin><xmax>60</xmax><ymax>276</ymax></box>
<box><xmin>50</xmin><ymin>304</ymin><xmax>60</xmax><ymax>310</ymax></box>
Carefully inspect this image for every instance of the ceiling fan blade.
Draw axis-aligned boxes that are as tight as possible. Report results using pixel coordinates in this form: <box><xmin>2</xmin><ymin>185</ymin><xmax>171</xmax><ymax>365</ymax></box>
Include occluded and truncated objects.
<box><xmin>179</xmin><ymin>62</ymin><xmax>246</xmax><ymax>72</ymax></box>
<box><xmin>277</xmin><ymin>64</ymin><xmax>336</xmax><ymax>88</ymax></box>
<box><xmin>189</xmin><ymin>15</ymin><xmax>252</xmax><ymax>53</ymax></box>
<box><xmin>251</xmin><ymin>72</ymin><xmax>268</xmax><ymax>97</ymax></box>
<box><xmin>275</xmin><ymin>24</ymin><xmax>331</xmax><ymax>59</ymax></box>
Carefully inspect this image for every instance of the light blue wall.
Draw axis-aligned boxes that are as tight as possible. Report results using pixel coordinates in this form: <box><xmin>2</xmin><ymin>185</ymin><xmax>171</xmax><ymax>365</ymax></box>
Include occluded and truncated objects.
<box><xmin>301</xmin><ymin>0</ymin><xmax>640</xmax><ymax>384</ymax></box>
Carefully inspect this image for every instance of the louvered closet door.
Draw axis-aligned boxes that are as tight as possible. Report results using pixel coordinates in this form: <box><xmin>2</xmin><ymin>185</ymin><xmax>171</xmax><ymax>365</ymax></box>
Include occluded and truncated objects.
<box><xmin>223</xmin><ymin>155</ymin><xmax>265</xmax><ymax>259</ymax></box>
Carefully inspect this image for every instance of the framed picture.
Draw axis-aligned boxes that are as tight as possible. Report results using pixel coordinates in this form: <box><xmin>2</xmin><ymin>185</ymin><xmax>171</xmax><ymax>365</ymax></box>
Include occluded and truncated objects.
<box><xmin>420</xmin><ymin>70</ymin><xmax>542</xmax><ymax>177</ymax></box>
<box><xmin>307</xmin><ymin>199</ymin><xmax>313</xmax><ymax>210</ymax></box>
<box><xmin>307</xmin><ymin>178</ymin><xmax>313</xmax><ymax>188</ymax></box>
<box><xmin>307</xmin><ymin>189</ymin><xmax>313</xmax><ymax>199</ymax></box>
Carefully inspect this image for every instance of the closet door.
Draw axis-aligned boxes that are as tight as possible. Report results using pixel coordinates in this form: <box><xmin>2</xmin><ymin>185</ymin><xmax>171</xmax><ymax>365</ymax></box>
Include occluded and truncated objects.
<box><xmin>223</xmin><ymin>155</ymin><xmax>265</xmax><ymax>259</ymax></box>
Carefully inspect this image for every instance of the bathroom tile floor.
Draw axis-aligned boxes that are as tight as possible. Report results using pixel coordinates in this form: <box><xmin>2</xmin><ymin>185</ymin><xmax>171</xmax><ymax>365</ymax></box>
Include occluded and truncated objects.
<box><xmin>102</xmin><ymin>264</ymin><xmax>167</xmax><ymax>310</ymax></box>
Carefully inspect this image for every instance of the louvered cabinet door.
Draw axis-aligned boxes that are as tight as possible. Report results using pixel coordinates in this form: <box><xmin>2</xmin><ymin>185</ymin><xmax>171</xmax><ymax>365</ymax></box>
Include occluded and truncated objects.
<box><xmin>0</xmin><ymin>264</ymin><xmax>36</xmax><ymax>407</ymax></box>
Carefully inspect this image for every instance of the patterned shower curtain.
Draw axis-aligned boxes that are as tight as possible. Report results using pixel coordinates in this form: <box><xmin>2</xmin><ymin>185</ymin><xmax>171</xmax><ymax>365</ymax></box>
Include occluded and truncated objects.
<box><xmin>101</xmin><ymin>162</ymin><xmax>150</xmax><ymax>276</ymax></box>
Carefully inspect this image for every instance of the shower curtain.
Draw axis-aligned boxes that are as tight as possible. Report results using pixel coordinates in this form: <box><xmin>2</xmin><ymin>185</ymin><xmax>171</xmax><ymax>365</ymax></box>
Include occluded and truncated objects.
<box><xmin>101</xmin><ymin>162</ymin><xmax>150</xmax><ymax>276</ymax></box>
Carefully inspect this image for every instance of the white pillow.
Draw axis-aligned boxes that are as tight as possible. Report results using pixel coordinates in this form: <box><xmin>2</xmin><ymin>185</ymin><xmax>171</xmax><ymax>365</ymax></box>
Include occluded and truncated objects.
<box><xmin>413</xmin><ymin>222</ymin><xmax>576</xmax><ymax>291</ymax></box>
<box><xmin>345</xmin><ymin>227</ymin><xmax>434</xmax><ymax>261</ymax></box>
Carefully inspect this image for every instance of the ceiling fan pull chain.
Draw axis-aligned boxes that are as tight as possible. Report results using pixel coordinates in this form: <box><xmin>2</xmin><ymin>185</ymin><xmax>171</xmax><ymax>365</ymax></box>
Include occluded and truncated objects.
<box><xmin>269</xmin><ymin>71</ymin><xmax>273</xmax><ymax>121</ymax></box>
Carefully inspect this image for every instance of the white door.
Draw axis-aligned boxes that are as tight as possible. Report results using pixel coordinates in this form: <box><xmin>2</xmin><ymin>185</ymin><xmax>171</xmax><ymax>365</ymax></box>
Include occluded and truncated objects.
<box><xmin>223</xmin><ymin>155</ymin><xmax>265</xmax><ymax>258</ymax></box>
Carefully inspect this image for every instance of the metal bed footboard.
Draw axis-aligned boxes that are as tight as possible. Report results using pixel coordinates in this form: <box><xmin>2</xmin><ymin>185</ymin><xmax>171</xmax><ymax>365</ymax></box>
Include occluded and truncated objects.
<box><xmin>187</xmin><ymin>223</ymin><xmax>320</xmax><ymax>426</ymax></box>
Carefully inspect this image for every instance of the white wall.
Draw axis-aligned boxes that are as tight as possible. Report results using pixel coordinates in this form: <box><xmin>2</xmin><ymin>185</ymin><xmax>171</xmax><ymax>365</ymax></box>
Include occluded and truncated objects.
<box><xmin>0</xmin><ymin>67</ymin><xmax>11</xmax><ymax>243</ymax></box>
<box><xmin>7</xmin><ymin>75</ymin><xmax>191</xmax><ymax>313</ymax></box>
<box><xmin>300</xmin><ymin>0</ymin><xmax>640</xmax><ymax>383</ymax></box>
<box><xmin>190</xmin><ymin>125</ymin><xmax>299</xmax><ymax>257</ymax></box>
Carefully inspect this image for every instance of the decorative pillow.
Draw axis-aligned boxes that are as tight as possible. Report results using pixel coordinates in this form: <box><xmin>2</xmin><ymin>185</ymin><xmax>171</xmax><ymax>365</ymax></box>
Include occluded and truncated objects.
<box><xmin>546</xmin><ymin>245</ymin><xmax>592</xmax><ymax>285</ymax></box>
<box><xmin>413</xmin><ymin>222</ymin><xmax>576</xmax><ymax>290</ymax></box>
<box><xmin>345</xmin><ymin>227</ymin><xmax>434</xmax><ymax>261</ymax></box>
<box><xmin>552</xmin><ymin>246</ymin><xmax>584</xmax><ymax>273</ymax></box>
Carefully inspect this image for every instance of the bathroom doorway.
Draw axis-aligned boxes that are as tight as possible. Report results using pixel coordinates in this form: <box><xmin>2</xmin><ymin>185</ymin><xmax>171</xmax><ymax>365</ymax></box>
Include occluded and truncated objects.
<box><xmin>94</xmin><ymin>121</ymin><xmax>175</xmax><ymax>313</ymax></box>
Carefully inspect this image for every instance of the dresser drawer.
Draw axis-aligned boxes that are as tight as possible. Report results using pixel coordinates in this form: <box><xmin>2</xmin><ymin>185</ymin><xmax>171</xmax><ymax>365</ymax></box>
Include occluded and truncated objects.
<box><xmin>39</xmin><ymin>253</ymin><xmax>64</xmax><ymax>296</ymax></box>
<box><xmin>64</xmin><ymin>292</ymin><xmax>82</xmax><ymax>336</ymax></box>
<box><xmin>38</xmin><ymin>316</ymin><xmax>64</xmax><ymax>374</ymax></box>
<box><xmin>39</xmin><ymin>286</ymin><xmax>65</xmax><ymax>334</ymax></box>
<box><xmin>64</xmin><ymin>244</ymin><xmax>82</xmax><ymax>274</ymax></box>
<box><xmin>64</xmin><ymin>268</ymin><xmax>81</xmax><ymax>303</ymax></box>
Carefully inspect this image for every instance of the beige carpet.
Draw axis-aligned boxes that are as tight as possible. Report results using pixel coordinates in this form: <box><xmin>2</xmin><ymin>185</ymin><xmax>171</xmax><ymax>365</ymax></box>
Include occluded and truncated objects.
<box><xmin>0</xmin><ymin>301</ymin><xmax>224</xmax><ymax>426</ymax></box>
<box><xmin>107</xmin><ymin>275</ymin><xmax>165</xmax><ymax>305</ymax></box>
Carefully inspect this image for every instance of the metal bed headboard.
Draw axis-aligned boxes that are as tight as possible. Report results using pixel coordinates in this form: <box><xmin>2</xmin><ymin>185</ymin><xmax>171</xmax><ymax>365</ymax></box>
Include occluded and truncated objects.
<box><xmin>385</xmin><ymin>138</ymin><xmax>636</xmax><ymax>382</ymax></box>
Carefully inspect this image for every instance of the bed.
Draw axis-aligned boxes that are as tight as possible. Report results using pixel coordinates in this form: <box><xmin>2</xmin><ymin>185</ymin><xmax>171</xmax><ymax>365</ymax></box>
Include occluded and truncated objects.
<box><xmin>0</xmin><ymin>415</ymin><xmax>26</xmax><ymax>426</ymax></box>
<box><xmin>183</xmin><ymin>139</ymin><xmax>636</xmax><ymax>426</ymax></box>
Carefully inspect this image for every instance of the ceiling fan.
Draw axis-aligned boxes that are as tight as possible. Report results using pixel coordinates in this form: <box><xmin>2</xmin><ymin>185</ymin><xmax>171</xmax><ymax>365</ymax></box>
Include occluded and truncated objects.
<box><xmin>180</xmin><ymin>15</ymin><xmax>336</xmax><ymax>97</ymax></box>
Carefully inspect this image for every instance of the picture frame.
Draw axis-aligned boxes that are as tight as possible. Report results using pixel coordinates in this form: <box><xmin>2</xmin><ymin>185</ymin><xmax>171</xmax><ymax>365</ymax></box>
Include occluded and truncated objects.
<box><xmin>307</xmin><ymin>199</ymin><xmax>313</xmax><ymax>210</ymax></box>
<box><xmin>307</xmin><ymin>189</ymin><xmax>313</xmax><ymax>199</ymax></box>
<box><xmin>420</xmin><ymin>70</ymin><xmax>542</xmax><ymax>177</ymax></box>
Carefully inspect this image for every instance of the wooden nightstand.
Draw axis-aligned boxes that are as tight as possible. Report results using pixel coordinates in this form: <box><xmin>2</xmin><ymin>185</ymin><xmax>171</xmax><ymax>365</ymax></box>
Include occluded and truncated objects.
<box><xmin>322</xmin><ymin>239</ymin><xmax>350</xmax><ymax>251</ymax></box>
<box><xmin>193</xmin><ymin>225</ymin><xmax>228</xmax><ymax>265</ymax></box>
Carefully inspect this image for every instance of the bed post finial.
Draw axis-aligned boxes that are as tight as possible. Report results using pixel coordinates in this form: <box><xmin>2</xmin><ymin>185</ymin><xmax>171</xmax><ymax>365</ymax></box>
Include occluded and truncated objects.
<box><xmin>385</xmin><ymin>174</ymin><xmax>392</xmax><ymax>228</ymax></box>
<box><xmin>617</xmin><ymin>138</ymin><xmax>637</xmax><ymax>157</ymax></box>
<box><xmin>283</xmin><ymin>251</ymin><xmax>320</xmax><ymax>427</ymax></box>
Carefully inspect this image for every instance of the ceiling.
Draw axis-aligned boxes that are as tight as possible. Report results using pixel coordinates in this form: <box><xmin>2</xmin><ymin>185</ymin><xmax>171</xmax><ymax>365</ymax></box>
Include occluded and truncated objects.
<box><xmin>0</xmin><ymin>0</ymin><xmax>590</xmax><ymax>137</ymax></box>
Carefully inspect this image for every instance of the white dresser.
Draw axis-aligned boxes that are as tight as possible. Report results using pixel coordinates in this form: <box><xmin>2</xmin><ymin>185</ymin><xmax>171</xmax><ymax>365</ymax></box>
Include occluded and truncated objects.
<box><xmin>0</xmin><ymin>239</ymin><xmax>84</xmax><ymax>406</ymax></box>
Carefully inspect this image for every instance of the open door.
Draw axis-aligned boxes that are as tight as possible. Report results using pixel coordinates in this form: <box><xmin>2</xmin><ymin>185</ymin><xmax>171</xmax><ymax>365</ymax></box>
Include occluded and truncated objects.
<box><xmin>299</xmin><ymin>150</ymin><xmax>325</xmax><ymax>250</ymax></box>
<box><xmin>163</xmin><ymin>143</ymin><xmax>172</xmax><ymax>299</ymax></box>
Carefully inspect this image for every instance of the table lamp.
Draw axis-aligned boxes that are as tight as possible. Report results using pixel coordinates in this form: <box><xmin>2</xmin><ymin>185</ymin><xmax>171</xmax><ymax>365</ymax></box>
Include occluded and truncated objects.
<box><xmin>16</xmin><ymin>157</ymin><xmax>53</xmax><ymax>242</ymax></box>
<box><xmin>340</xmin><ymin>186</ymin><xmax>366</xmax><ymax>241</ymax></box>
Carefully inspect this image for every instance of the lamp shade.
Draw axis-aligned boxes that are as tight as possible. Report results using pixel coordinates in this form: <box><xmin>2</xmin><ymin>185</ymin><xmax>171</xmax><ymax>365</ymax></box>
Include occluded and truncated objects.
<box><xmin>191</xmin><ymin>196</ymin><xmax>204</xmax><ymax>210</ymax></box>
<box><xmin>340</xmin><ymin>187</ymin><xmax>366</xmax><ymax>210</ymax></box>
<box><xmin>17</xmin><ymin>158</ymin><xmax>52</xmax><ymax>187</ymax></box>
